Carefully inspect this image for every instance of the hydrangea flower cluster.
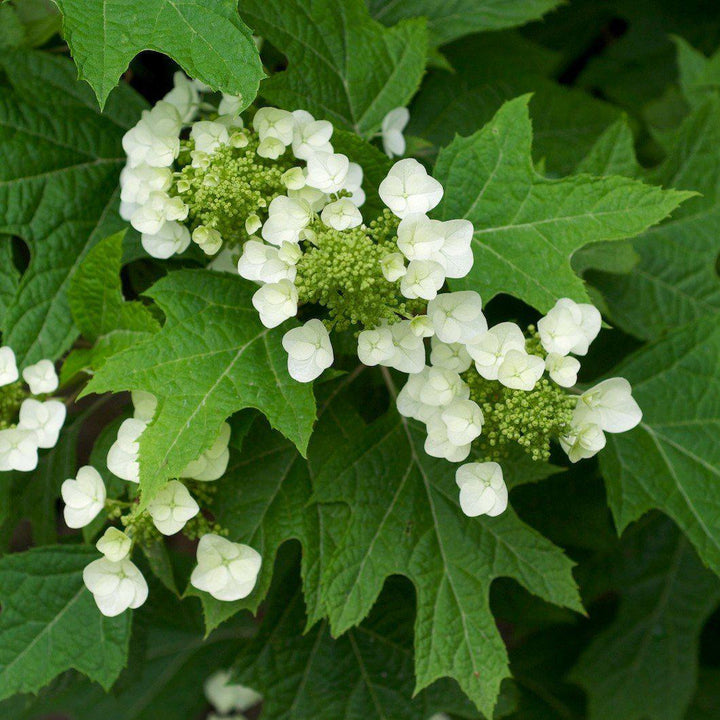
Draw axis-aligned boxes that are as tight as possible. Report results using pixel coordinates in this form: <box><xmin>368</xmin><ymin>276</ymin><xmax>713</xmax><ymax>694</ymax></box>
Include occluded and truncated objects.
<box><xmin>62</xmin><ymin>389</ymin><xmax>261</xmax><ymax>617</ymax></box>
<box><xmin>0</xmin><ymin>346</ymin><xmax>65</xmax><ymax>472</ymax></box>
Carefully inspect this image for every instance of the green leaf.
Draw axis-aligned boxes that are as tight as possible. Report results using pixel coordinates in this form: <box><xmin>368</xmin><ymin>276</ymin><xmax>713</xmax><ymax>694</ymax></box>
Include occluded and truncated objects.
<box><xmin>0</xmin><ymin>50</ymin><xmax>146</xmax><ymax>366</ymax></box>
<box><xmin>572</xmin><ymin>517</ymin><xmax>720</xmax><ymax>720</ymax></box>
<box><xmin>241</xmin><ymin>0</ymin><xmax>428</xmax><ymax>136</ymax></box>
<box><xmin>590</xmin><ymin>97</ymin><xmax>720</xmax><ymax>340</ymax></box>
<box><xmin>0</xmin><ymin>545</ymin><xmax>131</xmax><ymax>699</ymax></box>
<box><xmin>85</xmin><ymin>270</ymin><xmax>316</xmax><ymax>506</ymax></box>
<box><xmin>368</xmin><ymin>0</ymin><xmax>562</xmax><ymax>47</ymax></box>
<box><xmin>574</xmin><ymin>118</ymin><xmax>641</xmax><ymax>177</ymax></box>
<box><xmin>673</xmin><ymin>36</ymin><xmax>720</xmax><ymax>107</ymax></box>
<box><xmin>53</xmin><ymin>0</ymin><xmax>263</xmax><ymax>109</ymax></box>
<box><xmin>600</xmin><ymin>314</ymin><xmax>720</xmax><ymax>576</ymax></box>
<box><xmin>311</xmin><ymin>390</ymin><xmax>582</xmax><ymax>715</ymax></box>
<box><xmin>433</xmin><ymin>96</ymin><xmax>692</xmax><ymax>313</ymax></box>
<box><xmin>0</xmin><ymin>238</ymin><xmax>20</xmax><ymax>330</ymax></box>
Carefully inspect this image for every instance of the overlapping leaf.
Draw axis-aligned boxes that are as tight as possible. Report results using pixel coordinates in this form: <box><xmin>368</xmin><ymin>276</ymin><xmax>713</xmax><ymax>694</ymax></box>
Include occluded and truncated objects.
<box><xmin>433</xmin><ymin>96</ymin><xmax>691</xmax><ymax>313</ymax></box>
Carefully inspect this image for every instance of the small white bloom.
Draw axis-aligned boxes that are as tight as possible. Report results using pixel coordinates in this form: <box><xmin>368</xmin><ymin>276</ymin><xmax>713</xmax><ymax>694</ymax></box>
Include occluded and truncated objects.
<box><xmin>245</xmin><ymin>214</ymin><xmax>262</xmax><ymax>235</ymax></box>
<box><xmin>425</xmin><ymin>414</ymin><xmax>471</xmax><ymax>462</ymax></box>
<box><xmin>182</xmin><ymin>422</ymin><xmax>232</xmax><ymax>481</ymax></box>
<box><xmin>381</xmin><ymin>107</ymin><xmax>409</xmax><ymax>158</ymax></box>
<box><xmin>0</xmin><ymin>346</ymin><xmax>19</xmax><ymax>387</ymax></box>
<box><xmin>0</xmin><ymin>428</ymin><xmax>38</xmax><ymax>472</ymax></box>
<box><xmin>431</xmin><ymin>218</ymin><xmax>474</xmax><ymax>279</ymax></box>
<box><xmin>142</xmin><ymin>221</ymin><xmax>191</xmax><ymax>259</ymax></box>
<box><xmin>560</xmin><ymin>404</ymin><xmax>606</xmax><ymax>463</ymax></box>
<box><xmin>253</xmin><ymin>107</ymin><xmax>294</xmax><ymax>145</ymax></box>
<box><xmin>238</xmin><ymin>240</ymin><xmax>297</xmax><ymax>284</ymax></box>
<box><xmin>343</xmin><ymin>162</ymin><xmax>365</xmax><ymax>207</ymax></box>
<box><xmin>418</xmin><ymin>366</ymin><xmax>469</xmax><ymax>407</ymax></box>
<box><xmin>96</xmin><ymin>527</ymin><xmax>131</xmax><ymax>562</ymax></box>
<box><xmin>378</xmin><ymin>158</ymin><xmax>443</xmax><ymax>219</ymax></box>
<box><xmin>107</xmin><ymin>418</ymin><xmax>147</xmax><ymax>483</ymax></box>
<box><xmin>190</xmin><ymin>534</ymin><xmax>262</xmax><ymax>602</ymax></box>
<box><xmin>396</xmin><ymin>213</ymin><xmax>443</xmax><ymax>261</ymax></box>
<box><xmin>218</xmin><ymin>93</ymin><xmax>245</xmax><ymax>117</ymax></box>
<box><xmin>288</xmin><ymin>185</ymin><xmax>328</xmax><ymax>213</ymax></box>
<box><xmin>252</xmin><ymin>280</ymin><xmax>298</xmax><ymax>328</ymax></box>
<box><xmin>282</xmin><ymin>319</ymin><xmax>333</xmax><ymax>383</ymax></box>
<box><xmin>257</xmin><ymin>137</ymin><xmax>286</xmax><ymax>159</ymax></box>
<box><xmin>456</xmin><ymin>462</ymin><xmax>508</xmax><ymax>517</ymax></box>
<box><xmin>545</xmin><ymin>352</ymin><xmax>580</xmax><ymax>388</ymax></box>
<box><xmin>396</xmin><ymin>370</ymin><xmax>434</xmax><ymax>422</ymax></box>
<box><xmin>291</xmin><ymin>110</ymin><xmax>333</xmax><ymax>160</ymax></box>
<box><xmin>120</xmin><ymin>164</ymin><xmax>172</xmax><ymax>206</ymax></box>
<box><xmin>278</xmin><ymin>241</ymin><xmax>302</xmax><ymax>265</ymax></box>
<box><xmin>192</xmin><ymin>226</ymin><xmax>223</xmax><ymax>256</ymax></box>
<box><xmin>321</xmin><ymin>198</ymin><xmax>362</xmax><ymax>231</ymax></box>
<box><xmin>191</xmin><ymin>121</ymin><xmax>230</xmax><ymax>155</ymax></box>
<box><xmin>262</xmin><ymin>196</ymin><xmax>313</xmax><ymax>245</ymax></box>
<box><xmin>357</xmin><ymin>327</ymin><xmax>395</xmax><ymax>366</ymax></box>
<box><xmin>83</xmin><ymin>557</ymin><xmax>148</xmax><ymax>617</ymax></box>
<box><xmin>281</xmin><ymin>167</ymin><xmax>306</xmax><ymax>191</ymax></box>
<box><xmin>538</xmin><ymin>298</ymin><xmax>602</xmax><ymax>357</ymax></box>
<box><xmin>17</xmin><ymin>398</ymin><xmax>66</xmax><ymax>449</ymax></box>
<box><xmin>22</xmin><ymin>359</ymin><xmax>58</xmax><ymax>395</ymax></box>
<box><xmin>497</xmin><ymin>349</ymin><xmax>545</xmax><ymax>391</ymax></box>
<box><xmin>122</xmin><ymin>101</ymin><xmax>181</xmax><ymax>168</ymax></box>
<box><xmin>163</xmin><ymin>71</ymin><xmax>200</xmax><ymax>123</ymax></box>
<box><xmin>410</xmin><ymin>315</ymin><xmax>435</xmax><ymax>338</ymax></box>
<box><xmin>388</xmin><ymin>320</ymin><xmax>426</xmax><ymax>374</ymax></box>
<box><xmin>205</xmin><ymin>670</ymin><xmax>262</xmax><ymax>715</ymax></box>
<box><xmin>305</xmin><ymin>152</ymin><xmax>350</xmax><ymax>194</ymax></box>
<box><xmin>441</xmin><ymin>398</ymin><xmax>484</xmax><ymax>446</ymax></box>
<box><xmin>61</xmin><ymin>466</ymin><xmax>106</xmax><ymax>529</ymax></box>
<box><xmin>148</xmin><ymin>480</ymin><xmax>200</xmax><ymax>535</ymax></box>
<box><xmin>132</xmin><ymin>390</ymin><xmax>157</xmax><ymax>423</ymax></box>
<box><xmin>131</xmin><ymin>191</ymin><xmax>188</xmax><ymax>235</ymax></box>
<box><xmin>578</xmin><ymin>377</ymin><xmax>642</xmax><ymax>433</ymax></box>
<box><xmin>379</xmin><ymin>252</ymin><xmax>406</xmax><ymax>282</ymax></box>
<box><xmin>400</xmin><ymin>259</ymin><xmax>445</xmax><ymax>300</ymax></box>
<box><xmin>466</xmin><ymin>322</ymin><xmax>525</xmax><ymax>381</ymax></box>
<box><xmin>427</xmin><ymin>291</ymin><xmax>487</xmax><ymax>345</ymax></box>
<box><xmin>430</xmin><ymin>337</ymin><xmax>472</xmax><ymax>373</ymax></box>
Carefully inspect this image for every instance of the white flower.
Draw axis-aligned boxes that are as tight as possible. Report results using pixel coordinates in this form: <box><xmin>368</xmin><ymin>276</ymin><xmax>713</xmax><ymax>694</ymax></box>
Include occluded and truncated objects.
<box><xmin>204</xmin><ymin>670</ymin><xmax>262</xmax><ymax>715</ymax></box>
<box><xmin>190</xmin><ymin>534</ymin><xmax>262</xmax><ymax>602</ymax></box>
<box><xmin>61</xmin><ymin>466</ymin><xmax>106</xmax><ymax>529</ymax></box>
<box><xmin>219</xmin><ymin>93</ymin><xmax>245</xmax><ymax>117</ymax></box>
<box><xmin>305</xmin><ymin>152</ymin><xmax>350</xmax><ymax>194</ymax></box>
<box><xmin>288</xmin><ymin>185</ymin><xmax>328</xmax><ymax>213</ymax></box>
<box><xmin>497</xmin><ymin>349</ymin><xmax>545</xmax><ymax>391</ymax></box>
<box><xmin>427</xmin><ymin>291</ymin><xmax>487</xmax><ymax>345</ymax></box>
<box><xmin>321</xmin><ymin>198</ymin><xmax>362</xmax><ymax>231</ymax></box>
<box><xmin>122</xmin><ymin>101</ymin><xmax>182</xmax><ymax>168</ymax></box>
<box><xmin>292</xmin><ymin>110</ymin><xmax>333</xmax><ymax>160</ymax></box>
<box><xmin>96</xmin><ymin>527</ymin><xmax>131</xmax><ymax>562</ymax></box>
<box><xmin>425</xmin><ymin>414</ymin><xmax>471</xmax><ymax>462</ymax></box>
<box><xmin>357</xmin><ymin>327</ymin><xmax>395</xmax><ymax>366</ymax></box>
<box><xmin>120</xmin><ymin>164</ymin><xmax>172</xmax><ymax>206</ymax></box>
<box><xmin>441</xmin><ymin>398</ymin><xmax>484</xmax><ymax>446</ymax></box>
<box><xmin>142</xmin><ymin>221</ymin><xmax>191</xmax><ymax>259</ymax></box>
<box><xmin>262</xmin><ymin>196</ymin><xmax>313</xmax><ymax>245</ymax></box>
<box><xmin>396</xmin><ymin>213</ymin><xmax>443</xmax><ymax>261</ymax></box>
<box><xmin>257</xmin><ymin>137</ymin><xmax>286</xmax><ymax>159</ymax></box>
<box><xmin>456</xmin><ymin>462</ymin><xmax>508</xmax><ymax>517</ymax></box>
<box><xmin>131</xmin><ymin>191</ymin><xmax>188</xmax><ymax>235</ymax></box>
<box><xmin>252</xmin><ymin>280</ymin><xmax>298</xmax><ymax>328</ymax></box>
<box><xmin>148</xmin><ymin>480</ymin><xmax>200</xmax><ymax>535</ymax></box>
<box><xmin>238</xmin><ymin>240</ymin><xmax>297</xmax><ymax>284</ymax></box>
<box><xmin>22</xmin><ymin>359</ymin><xmax>58</xmax><ymax>395</ymax></box>
<box><xmin>396</xmin><ymin>370</ymin><xmax>435</xmax><ymax>422</ymax></box>
<box><xmin>83</xmin><ymin>557</ymin><xmax>148</xmax><ymax>617</ymax></box>
<box><xmin>431</xmin><ymin>218</ymin><xmax>474</xmax><ymax>279</ymax></box>
<box><xmin>192</xmin><ymin>226</ymin><xmax>223</xmax><ymax>256</ymax></box>
<box><xmin>278</xmin><ymin>241</ymin><xmax>303</xmax><ymax>265</ymax></box>
<box><xmin>0</xmin><ymin>346</ymin><xmax>19</xmax><ymax>387</ymax></box>
<box><xmin>281</xmin><ymin>167</ymin><xmax>306</xmax><ymax>191</ymax></box>
<box><xmin>163</xmin><ymin>71</ymin><xmax>200</xmax><ymax>123</ymax></box>
<box><xmin>191</xmin><ymin>121</ymin><xmax>230</xmax><ymax>155</ymax></box>
<box><xmin>282</xmin><ymin>319</ymin><xmax>333</xmax><ymax>383</ymax></box>
<box><xmin>388</xmin><ymin>320</ymin><xmax>426</xmax><ymax>374</ymax></box>
<box><xmin>578</xmin><ymin>378</ymin><xmax>642</xmax><ymax>433</ymax></box>
<box><xmin>107</xmin><ymin>418</ymin><xmax>147</xmax><ymax>483</ymax></box>
<box><xmin>538</xmin><ymin>298</ymin><xmax>602</xmax><ymax>357</ymax></box>
<box><xmin>183</xmin><ymin>423</ymin><xmax>231</xmax><ymax>481</ymax></box>
<box><xmin>466</xmin><ymin>322</ymin><xmax>525</xmax><ymax>381</ymax></box>
<box><xmin>429</xmin><ymin>338</ymin><xmax>472</xmax><ymax>373</ymax></box>
<box><xmin>253</xmin><ymin>107</ymin><xmax>294</xmax><ymax>145</ymax></box>
<box><xmin>560</xmin><ymin>404</ymin><xmax>606</xmax><ymax>463</ymax></box>
<box><xmin>400</xmin><ymin>259</ymin><xmax>445</xmax><ymax>300</ymax></box>
<box><xmin>545</xmin><ymin>352</ymin><xmax>580</xmax><ymax>388</ymax></box>
<box><xmin>410</xmin><ymin>315</ymin><xmax>435</xmax><ymax>338</ymax></box>
<box><xmin>379</xmin><ymin>158</ymin><xmax>443</xmax><ymax>219</ymax></box>
<box><xmin>17</xmin><ymin>398</ymin><xmax>66</xmax><ymax>448</ymax></box>
<box><xmin>418</xmin><ymin>366</ymin><xmax>469</xmax><ymax>407</ymax></box>
<box><xmin>381</xmin><ymin>107</ymin><xmax>409</xmax><ymax>158</ymax></box>
<box><xmin>379</xmin><ymin>252</ymin><xmax>406</xmax><ymax>282</ymax></box>
<box><xmin>343</xmin><ymin>162</ymin><xmax>365</xmax><ymax>206</ymax></box>
<box><xmin>132</xmin><ymin>390</ymin><xmax>157</xmax><ymax>423</ymax></box>
<box><xmin>0</xmin><ymin>428</ymin><xmax>38</xmax><ymax>472</ymax></box>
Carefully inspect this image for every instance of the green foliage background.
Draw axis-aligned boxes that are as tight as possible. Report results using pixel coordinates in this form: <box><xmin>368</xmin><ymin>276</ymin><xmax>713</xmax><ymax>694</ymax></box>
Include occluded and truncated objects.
<box><xmin>2</xmin><ymin>0</ymin><xmax>720</xmax><ymax>719</ymax></box>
